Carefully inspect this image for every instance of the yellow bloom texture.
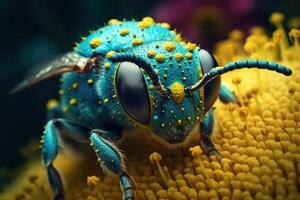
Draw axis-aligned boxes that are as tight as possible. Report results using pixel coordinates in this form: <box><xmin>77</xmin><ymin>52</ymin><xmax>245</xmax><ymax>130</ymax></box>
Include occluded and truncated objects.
<box><xmin>3</xmin><ymin>13</ymin><xmax>300</xmax><ymax>200</ymax></box>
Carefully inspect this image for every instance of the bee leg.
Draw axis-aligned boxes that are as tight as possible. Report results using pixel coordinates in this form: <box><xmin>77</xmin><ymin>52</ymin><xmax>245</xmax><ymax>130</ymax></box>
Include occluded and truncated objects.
<box><xmin>219</xmin><ymin>83</ymin><xmax>238</xmax><ymax>104</ymax></box>
<box><xmin>199</xmin><ymin>109</ymin><xmax>220</xmax><ymax>157</ymax></box>
<box><xmin>90</xmin><ymin>129</ymin><xmax>136</xmax><ymax>200</ymax></box>
<box><xmin>42</xmin><ymin>119</ymin><xmax>90</xmax><ymax>200</ymax></box>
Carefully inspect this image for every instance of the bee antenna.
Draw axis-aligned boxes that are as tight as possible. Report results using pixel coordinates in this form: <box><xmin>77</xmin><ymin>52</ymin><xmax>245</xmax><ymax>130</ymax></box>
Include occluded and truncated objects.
<box><xmin>109</xmin><ymin>53</ymin><xmax>171</xmax><ymax>99</ymax></box>
<box><xmin>185</xmin><ymin>60</ymin><xmax>292</xmax><ymax>96</ymax></box>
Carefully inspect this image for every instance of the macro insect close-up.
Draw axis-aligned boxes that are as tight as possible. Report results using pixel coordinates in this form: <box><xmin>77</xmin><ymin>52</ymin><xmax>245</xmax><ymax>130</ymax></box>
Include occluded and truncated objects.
<box><xmin>2</xmin><ymin>1</ymin><xmax>300</xmax><ymax>200</ymax></box>
<box><xmin>10</xmin><ymin>17</ymin><xmax>293</xmax><ymax>200</ymax></box>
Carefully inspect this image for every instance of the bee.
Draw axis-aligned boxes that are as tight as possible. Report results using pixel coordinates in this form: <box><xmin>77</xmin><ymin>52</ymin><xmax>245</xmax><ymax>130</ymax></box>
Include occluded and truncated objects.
<box><xmin>12</xmin><ymin>17</ymin><xmax>292</xmax><ymax>200</ymax></box>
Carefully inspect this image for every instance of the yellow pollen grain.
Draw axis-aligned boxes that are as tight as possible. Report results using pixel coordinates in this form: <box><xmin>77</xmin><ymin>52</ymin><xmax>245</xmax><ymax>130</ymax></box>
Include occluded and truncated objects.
<box><xmin>163</xmin><ymin>41</ymin><xmax>176</xmax><ymax>52</ymax></box>
<box><xmin>155</xmin><ymin>54</ymin><xmax>165</xmax><ymax>63</ymax></box>
<box><xmin>142</xmin><ymin>16</ymin><xmax>155</xmax><ymax>24</ymax></box>
<box><xmin>72</xmin><ymin>83</ymin><xmax>78</xmax><ymax>89</ymax></box>
<box><xmin>106</xmin><ymin>51</ymin><xmax>116</xmax><ymax>59</ymax></box>
<box><xmin>137</xmin><ymin>21</ymin><xmax>149</xmax><ymax>29</ymax></box>
<box><xmin>170</xmin><ymin>82</ymin><xmax>185</xmax><ymax>103</ymax></box>
<box><xmin>108</xmin><ymin>19</ymin><xmax>121</xmax><ymax>25</ymax></box>
<box><xmin>174</xmin><ymin>34</ymin><xmax>182</xmax><ymax>42</ymax></box>
<box><xmin>175</xmin><ymin>53</ymin><xmax>183</xmax><ymax>61</ymax></box>
<box><xmin>69</xmin><ymin>98</ymin><xmax>77</xmax><ymax>105</ymax></box>
<box><xmin>160</xmin><ymin>22</ymin><xmax>171</xmax><ymax>29</ymax></box>
<box><xmin>149</xmin><ymin>85</ymin><xmax>155</xmax><ymax>90</ymax></box>
<box><xmin>185</xmin><ymin>52</ymin><xmax>193</xmax><ymax>59</ymax></box>
<box><xmin>132</xmin><ymin>38</ymin><xmax>143</xmax><ymax>46</ymax></box>
<box><xmin>185</xmin><ymin>42</ymin><xmax>197</xmax><ymax>51</ymax></box>
<box><xmin>119</xmin><ymin>29</ymin><xmax>129</xmax><ymax>36</ymax></box>
<box><xmin>137</xmin><ymin>17</ymin><xmax>155</xmax><ymax>29</ymax></box>
<box><xmin>87</xmin><ymin>79</ymin><xmax>94</xmax><ymax>85</ymax></box>
<box><xmin>89</xmin><ymin>38</ymin><xmax>101</xmax><ymax>49</ymax></box>
<box><xmin>177</xmin><ymin>119</ymin><xmax>182</xmax><ymax>124</ymax></box>
<box><xmin>104</xmin><ymin>63</ymin><xmax>111</xmax><ymax>69</ymax></box>
<box><xmin>46</xmin><ymin>99</ymin><xmax>59</xmax><ymax>110</ymax></box>
<box><xmin>147</xmin><ymin>50</ymin><xmax>156</xmax><ymax>58</ymax></box>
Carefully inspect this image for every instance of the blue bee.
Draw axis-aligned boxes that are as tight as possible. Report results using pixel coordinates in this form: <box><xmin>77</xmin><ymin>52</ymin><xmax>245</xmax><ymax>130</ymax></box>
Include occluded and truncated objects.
<box><xmin>12</xmin><ymin>17</ymin><xmax>292</xmax><ymax>200</ymax></box>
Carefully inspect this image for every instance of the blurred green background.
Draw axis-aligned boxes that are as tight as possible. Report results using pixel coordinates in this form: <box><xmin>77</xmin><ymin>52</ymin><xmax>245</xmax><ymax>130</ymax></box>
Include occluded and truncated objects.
<box><xmin>0</xmin><ymin>0</ymin><xmax>299</xmax><ymax>190</ymax></box>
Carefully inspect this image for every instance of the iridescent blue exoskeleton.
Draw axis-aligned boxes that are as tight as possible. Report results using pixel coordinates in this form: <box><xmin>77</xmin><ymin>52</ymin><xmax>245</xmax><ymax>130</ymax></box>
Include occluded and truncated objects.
<box><xmin>12</xmin><ymin>17</ymin><xmax>292</xmax><ymax>200</ymax></box>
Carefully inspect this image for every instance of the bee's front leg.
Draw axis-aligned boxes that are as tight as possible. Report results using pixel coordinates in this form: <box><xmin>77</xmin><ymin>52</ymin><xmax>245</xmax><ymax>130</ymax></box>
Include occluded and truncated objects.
<box><xmin>90</xmin><ymin>129</ymin><xmax>136</xmax><ymax>200</ymax></box>
<box><xmin>199</xmin><ymin>109</ymin><xmax>220</xmax><ymax>157</ymax></box>
<box><xmin>42</xmin><ymin>118</ymin><xmax>90</xmax><ymax>200</ymax></box>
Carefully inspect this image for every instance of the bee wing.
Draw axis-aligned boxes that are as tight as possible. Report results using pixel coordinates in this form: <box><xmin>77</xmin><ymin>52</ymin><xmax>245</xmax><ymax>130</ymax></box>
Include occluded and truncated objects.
<box><xmin>10</xmin><ymin>52</ymin><xmax>90</xmax><ymax>94</ymax></box>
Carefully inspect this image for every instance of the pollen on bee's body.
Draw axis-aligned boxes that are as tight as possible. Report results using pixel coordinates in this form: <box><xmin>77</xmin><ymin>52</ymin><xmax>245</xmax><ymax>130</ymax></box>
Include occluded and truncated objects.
<box><xmin>155</xmin><ymin>54</ymin><xmax>165</xmax><ymax>63</ymax></box>
<box><xmin>132</xmin><ymin>38</ymin><xmax>143</xmax><ymax>46</ymax></box>
<box><xmin>119</xmin><ymin>29</ymin><xmax>129</xmax><ymax>36</ymax></box>
<box><xmin>185</xmin><ymin>42</ymin><xmax>197</xmax><ymax>51</ymax></box>
<box><xmin>185</xmin><ymin>52</ymin><xmax>193</xmax><ymax>59</ymax></box>
<box><xmin>170</xmin><ymin>82</ymin><xmax>185</xmax><ymax>103</ymax></box>
<box><xmin>104</xmin><ymin>63</ymin><xmax>111</xmax><ymax>70</ymax></box>
<box><xmin>160</xmin><ymin>22</ymin><xmax>171</xmax><ymax>29</ymax></box>
<box><xmin>106</xmin><ymin>51</ymin><xmax>116</xmax><ymax>59</ymax></box>
<box><xmin>174</xmin><ymin>34</ymin><xmax>183</xmax><ymax>42</ymax></box>
<box><xmin>175</xmin><ymin>53</ymin><xmax>183</xmax><ymax>62</ymax></box>
<box><xmin>147</xmin><ymin>50</ymin><xmax>156</xmax><ymax>58</ymax></box>
<box><xmin>163</xmin><ymin>42</ymin><xmax>176</xmax><ymax>52</ymax></box>
<box><xmin>89</xmin><ymin>38</ymin><xmax>101</xmax><ymax>49</ymax></box>
<box><xmin>72</xmin><ymin>83</ymin><xmax>78</xmax><ymax>89</ymax></box>
<box><xmin>137</xmin><ymin>16</ymin><xmax>155</xmax><ymax>29</ymax></box>
<box><xmin>46</xmin><ymin>99</ymin><xmax>59</xmax><ymax>110</ymax></box>
<box><xmin>87</xmin><ymin>79</ymin><xmax>94</xmax><ymax>85</ymax></box>
<box><xmin>149</xmin><ymin>85</ymin><xmax>155</xmax><ymax>90</ymax></box>
<box><xmin>108</xmin><ymin>19</ymin><xmax>121</xmax><ymax>25</ymax></box>
<box><xmin>69</xmin><ymin>98</ymin><xmax>77</xmax><ymax>105</ymax></box>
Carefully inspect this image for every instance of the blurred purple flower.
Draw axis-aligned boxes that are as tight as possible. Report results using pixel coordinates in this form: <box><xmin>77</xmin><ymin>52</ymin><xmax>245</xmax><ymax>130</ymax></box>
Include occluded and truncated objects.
<box><xmin>153</xmin><ymin>0</ymin><xmax>258</xmax><ymax>49</ymax></box>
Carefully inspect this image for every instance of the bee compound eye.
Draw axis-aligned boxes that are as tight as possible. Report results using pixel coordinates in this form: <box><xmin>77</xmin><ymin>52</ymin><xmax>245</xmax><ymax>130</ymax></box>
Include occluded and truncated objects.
<box><xmin>115</xmin><ymin>62</ymin><xmax>151</xmax><ymax>124</ymax></box>
<box><xmin>199</xmin><ymin>49</ymin><xmax>218</xmax><ymax>74</ymax></box>
<box><xmin>198</xmin><ymin>49</ymin><xmax>221</xmax><ymax>112</ymax></box>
